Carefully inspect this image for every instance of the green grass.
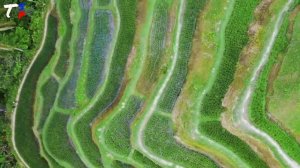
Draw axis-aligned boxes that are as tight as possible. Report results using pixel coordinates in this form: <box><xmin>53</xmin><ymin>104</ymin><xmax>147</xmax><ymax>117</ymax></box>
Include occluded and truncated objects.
<box><xmin>14</xmin><ymin>13</ymin><xmax>58</xmax><ymax>168</ymax></box>
<box><xmin>43</xmin><ymin>112</ymin><xmax>86</xmax><ymax>167</ymax></box>
<box><xmin>200</xmin><ymin>121</ymin><xmax>268</xmax><ymax>167</ymax></box>
<box><xmin>131</xmin><ymin>151</ymin><xmax>160</xmax><ymax>168</ymax></box>
<box><xmin>250</xmin><ymin>11</ymin><xmax>300</xmax><ymax>163</ymax></box>
<box><xmin>70</xmin><ymin>0</ymin><xmax>137</xmax><ymax>166</ymax></box>
<box><xmin>54</xmin><ymin>0</ymin><xmax>72</xmax><ymax>78</ymax></box>
<box><xmin>144</xmin><ymin>114</ymin><xmax>217</xmax><ymax>168</ymax></box>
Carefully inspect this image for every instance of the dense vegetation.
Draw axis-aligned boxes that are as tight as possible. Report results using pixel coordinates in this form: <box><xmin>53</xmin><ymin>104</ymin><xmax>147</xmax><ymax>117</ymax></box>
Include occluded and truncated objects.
<box><xmin>7</xmin><ymin>0</ymin><xmax>300</xmax><ymax>167</ymax></box>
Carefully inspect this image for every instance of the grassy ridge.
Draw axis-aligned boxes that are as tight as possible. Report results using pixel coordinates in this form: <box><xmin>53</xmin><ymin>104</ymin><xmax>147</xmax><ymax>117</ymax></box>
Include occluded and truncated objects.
<box><xmin>54</xmin><ymin>0</ymin><xmax>72</xmax><ymax>78</ymax></box>
<box><xmin>70</xmin><ymin>0</ymin><xmax>137</xmax><ymax>166</ymax></box>
<box><xmin>93</xmin><ymin>0</ymin><xmax>165</xmax><ymax>166</ymax></box>
<box><xmin>250</xmin><ymin>12</ymin><xmax>300</xmax><ymax>163</ymax></box>
<box><xmin>14</xmin><ymin>13</ymin><xmax>58</xmax><ymax>168</ymax></box>
<box><xmin>34</xmin><ymin>76</ymin><xmax>62</xmax><ymax>168</ymax></box>
<box><xmin>197</xmin><ymin>0</ymin><xmax>269</xmax><ymax>167</ymax></box>
<box><xmin>102</xmin><ymin>96</ymin><xmax>159</xmax><ymax>167</ymax></box>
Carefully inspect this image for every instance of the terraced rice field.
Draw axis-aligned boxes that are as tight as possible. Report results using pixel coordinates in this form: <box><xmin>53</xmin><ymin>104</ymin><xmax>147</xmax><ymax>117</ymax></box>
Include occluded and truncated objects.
<box><xmin>11</xmin><ymin>0</ymin><xmax>300</xmax><ymax>167</ymax></box>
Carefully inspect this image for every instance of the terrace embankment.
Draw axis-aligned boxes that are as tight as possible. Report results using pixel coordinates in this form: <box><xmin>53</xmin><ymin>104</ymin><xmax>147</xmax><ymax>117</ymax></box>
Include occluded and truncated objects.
<box><xmin>91</xmin><ymin>0</ymin><xmax>164</xmax><ymax>167</ymax></box>
<box><xmin>172</xmin><ymin>0</ymin><xmax>268</xmax><ymax>167</ymax></box>
<box><xmin>131</xmin><ymin>0</ymin><xmax>219</xmax><ymax>167</ymax></box>
<box><xmin>222</xmin><ymin>0</ymin><xmax>300</xmax><ymax>167</ymax></box>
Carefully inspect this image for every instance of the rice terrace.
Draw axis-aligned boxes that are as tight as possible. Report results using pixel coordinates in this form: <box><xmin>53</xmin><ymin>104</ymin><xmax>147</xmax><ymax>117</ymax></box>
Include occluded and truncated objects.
<box><xmin>1</xmin><ymin>0</ymin><xmax>300</xmax><ymax>167</ymax></box>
